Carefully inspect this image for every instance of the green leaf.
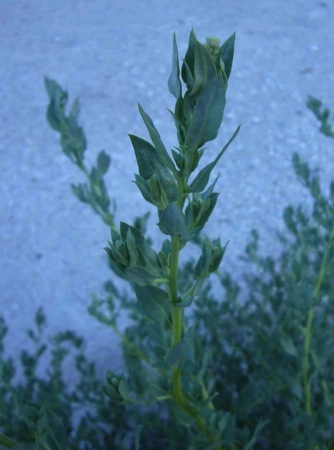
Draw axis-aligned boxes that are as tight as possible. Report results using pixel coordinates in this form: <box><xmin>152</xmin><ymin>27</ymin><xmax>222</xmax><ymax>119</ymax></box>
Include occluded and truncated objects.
<box><xmin>289</xmin><ymin>378</ymin><xmax>303</xmax><ymax>400</ymax></box>
<box><xmin>191</xmin><ymin>39</ymin><xmax>217</xmax><ymax>97</ymax></box>
<box><xmin>120</xmin><ymin>222</ymin><xmax>159</xmax><ymax>267</ymax></box>
<box><xmin>105</xmin><ymin>243</ymin><xmax>128</xmax><ymax>266</ymax></box>
<box><xmin>126</xmin><ymin>229</ymin><xmax>139</xmax><ymax>266</ymax></box>
<box><xmin>186</xmin><ymin>73</ymin><xmax>226</xmax><ymax>150</ymax></box>
<box><xmin>129</xmin><ymin>134</ymin><xmax>163</xmax><ymax>180</ymax></box>
<box><xmin>280</xmin><ymin>336</ymin><xmax>298</xmax><ymax>357</ymax></box>
<box><xmin>69</xmin><ymin>98</ymin><xmax>80</xmax><ymax>120</ymax></box>
<box><xmin>182</xmin><ymin>60</ymin><xmax>195</xmax><ymax>91</ymax></box>
<box><xmin>172</xmin><ymin>149</ymin><xmax>184</xmax><ymax>170</ymax></box>
<box><xmin>97</xmin><ymin>150</ymin><xmax>111</xmax><ymax>175</ymax></box>
<box><xmin>126</xmin><ymin>266</ymin><xmax>160</xmax><ymax>286</ymax></box>
<box><xmin>45</xmin><ymin>77</ymin><xmax>68</xmax><ymax>131</ymax></box>
<box><xmin>35</xmin><ymin>307</ymin><xmax>46</xmax><ymax>329</ymax></box>
<box><xmin>168</xmin><ymin>33</ymin><xmax>182</xmax><ymax>100</ymax></box>
<box><xmin>134</xmin><ymin>174</ymin><xmax>155</xmax><ymax>205</ymax></box>
<box><xmin>190</xmin><ymin>125</ymin><xmax>240</xmax><ymax>192</ymax></box>
<box><xmin>60</xmin><ymin>115</ymin><xmax>87</xmax><ymax>160</ymax></box>
<box><xmin>194</xmin><ymin>237</ymin><xmax>212</xmax><ymax>278</ymax></box>
<box><xmin>158</xmin><ymin>203</ymin><xmax>190</xmax><ymax>240</ymax></box>
<box><xmin>181</xmin><ymin>29</ymin><xmax>197</xmax><ymax>86</ymax></box>
<box><xmin>37</xmin><ymin>406</ymin><xmax>67</xmax><ymax>450</ymax></box>
<box><xmin>166</xmin><ymin>327</ymin><xmax>195</xmax><ymax>367</ymax></box>
<box><xmin>138</xmin><ymin>104</ymin><xmax>176</xmax><ymax>173</ymax></box>
<box><xmin>135</xmin><ymin>285</ymin><xmax>171</xmax><ymax>323</ymax></box>
<box><xmin>219</xmin><ymin>32</ymin><xmax>235</xmax><ymax>80</ymax></box>
<box><xmin>71</xmin><ymin>183</ymin><xmax>89</xmax><ymax>203</ymax></box>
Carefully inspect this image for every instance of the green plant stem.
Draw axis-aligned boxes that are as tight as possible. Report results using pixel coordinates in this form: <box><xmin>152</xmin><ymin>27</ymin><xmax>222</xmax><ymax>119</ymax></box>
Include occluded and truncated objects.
<box><xmin>168</xmin><ymin>236</ymin><xmax>222</xmax><ymax>448</ymax></box>
<box><xmin>166</xmin><ymin>174</ymin><xmax>224</xmax><ymax>447</ymax></box>
<box><xmin>169</xmin><ymin>236</ymin><xmax>184</xmax><ymax>403</ymax></box>
<box><xmin>302</xmin><ymin>226</ymin><xmax>334</xmax><ymax>416</ymax></box>
<box><xmin>303</xmin><ymin>307</ymin><xmax>314</xmax><ymax>416</ymax></box>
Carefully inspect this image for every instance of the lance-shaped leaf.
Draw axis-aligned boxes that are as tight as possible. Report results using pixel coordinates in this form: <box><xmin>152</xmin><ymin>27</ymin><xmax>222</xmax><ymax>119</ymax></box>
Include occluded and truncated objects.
<box><xmin>168</xmin><ymin>33</ymin><xmax>182</xmax><ymax>100</ymax></box>
<box><xmin>219</xmin><ymin>32</ymin><xmax>236</xmax><ymax>80</ymax></box>
<box><xmin>179</xmin><ymin>278</ymin><xmax>205</xmax><ymax>307</ymax></box>
<box><xmin>186</xmin><ymin>73</ymin><xmax>226</xmax><ymax>150</ymax></box>
<box><xmin>45</xmin><ymin>77</ymin><xmax>68</xmax><ymax>131</ymax></box>
<box><xmin>138</xmin><ymin>104</ymin><xmax>176</xmax><ymax>173</ymax></box>
<box><xmin>158</xmin><ymin>202</ymin><xmax>190</xmax><ymax>240</ymax></box>
<box><xmin>170</xmin><ymin>96</ymin><xmax>187</xmax><ymax>146</ymax></box>
<box><xmin>134</xmin><ymin>174</ymin><xmax>156</xmax><ymax>205</ymax></box>
<box><xmin>37</xmin><ymin>406</ymin><xmax>68</xmax><ymax>450</ymax></box>
<box><xmin>209</xmin><ymin>238</ymin><xmax>229</xmax><ymax>273</ymax></box>
<box><xmin>166</xmin><ymin>327</ymin><xmax>195</xmax><ymax>367</ymax></box>
<box><xmin>135</xmin><ymin>285</ymin><xmax>171</xmax><ymax>323</ymax></box>
<box><xmin>191</xmin><ymin>40</ymin><xmax>217</xmax><ymax>97</ymax></box>
<box><xmin>172</xmin><ymin>149</ymin><xmax>184</xmax><ymax>170</ymax></box>
<box><xmin>126</xmin><ymin>229</ymin><xmax>139</xmax><ymax>266</ymax></box>
<box><xmin>156</xmin><ymin>170</ymin><xmax>178</xmax><ymax>203</ymax></box>
<box><xmin>189</xmin><ymin>125</ymin><xmax>241</xmax><ymax>192</ymax></box>
<box><xmin>126</xmin><ymin>266</ymin><xmax>162</xmax><ymax>286</ymax></box>
<box><xmin>194</xmin><ymin>237</ymin><xmax>212</xmax><ymax>278</ymax></box>
<box><xmin>129</xmin><ymin>134</ymin><xmax>163</xmax><ymax>180</ymax></box>
<box><xmin>181</xmin><ymin>29</ymin><xmax>197</xmax><ymax>86</ymax></box>
<box><xmin>193</xmin><ymin>193</ymin><xmax>219</xmax><ymax>233</ymax></box>
<box><xmin>97</xmin><ymin>150</ymin><xmax>111</xmax><ymax>175</ymax></box>
<box><xmin>120</xmin><ymin>222</ymin><xmax>159</xmax><ymax>267</ymax></box>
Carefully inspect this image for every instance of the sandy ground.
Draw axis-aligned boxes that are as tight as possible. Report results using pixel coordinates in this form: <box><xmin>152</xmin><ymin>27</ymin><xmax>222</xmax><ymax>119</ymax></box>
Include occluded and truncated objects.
<box><xmin>1</xmin><ymin>0</ymin><xmax>334</xmax><ymax>378</ymax></box>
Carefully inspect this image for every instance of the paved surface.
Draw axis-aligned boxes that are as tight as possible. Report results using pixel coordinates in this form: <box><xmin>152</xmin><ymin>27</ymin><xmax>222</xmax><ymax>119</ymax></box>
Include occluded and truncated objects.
<box><xmin>1</xmin><ymin>0</ymin><xmax>334</xmax><ymax>378</ymax></box>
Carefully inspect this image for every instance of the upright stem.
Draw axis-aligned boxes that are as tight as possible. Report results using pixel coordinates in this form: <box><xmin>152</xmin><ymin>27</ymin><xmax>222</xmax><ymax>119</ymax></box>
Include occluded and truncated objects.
<box><xmin>167</xmin><ymin>195</ymin><xmax>221</xmax><ymax>447</ymax></box>
<box><xmin>302</xmin><ymin>226</ymin><xmax>334</xmax><ymax>416</ymax></box>
<box><xmin>169</xmin><ymin>236</ymin><xmax>185</xmax><ymax>404</ymax></box>
<box><xmin>303</xmin><ymin>307</ymin><xmax>314</xmax><ymax>416</ymax></box>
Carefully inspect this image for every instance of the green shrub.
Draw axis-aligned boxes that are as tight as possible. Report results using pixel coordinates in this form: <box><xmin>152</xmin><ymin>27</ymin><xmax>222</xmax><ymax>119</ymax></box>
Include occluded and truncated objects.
<box><xmin>1</xmin><ymin>30</ymin><xmax>333</xmax><ymax>450</ymax></box>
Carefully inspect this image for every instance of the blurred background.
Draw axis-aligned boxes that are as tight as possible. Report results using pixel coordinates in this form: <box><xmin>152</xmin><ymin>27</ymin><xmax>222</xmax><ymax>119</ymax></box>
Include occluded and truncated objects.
<box><xmin>1</xmin><ymin>0</ymin><xmax>333</xmax><ymax>376</ymax></box>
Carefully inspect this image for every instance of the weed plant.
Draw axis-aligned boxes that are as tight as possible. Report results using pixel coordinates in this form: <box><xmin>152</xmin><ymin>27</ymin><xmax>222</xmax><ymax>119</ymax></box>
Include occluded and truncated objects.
<box><xmin>0</xmin><ymin>31</ymin><xmax>333</xmax><ymax>450</ymax></box>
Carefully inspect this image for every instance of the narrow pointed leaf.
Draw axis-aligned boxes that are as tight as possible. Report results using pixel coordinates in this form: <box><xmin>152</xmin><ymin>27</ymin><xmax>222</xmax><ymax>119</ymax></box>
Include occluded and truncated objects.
<box><xmin>190</xmin><ymin>125</ymin><xmax>240</xmax><ymax>192</ymax></box>
<box><xmin>129</xmin><ymin>134</ymin><xmax>163</xmax><ymax>180</ymax></box>
<box><xmin>126</xmin><ymin>229</ymin><xmax>139</xmax><ymax>266</ymax></box>
<box><xmin>120</xmin><ymin>222</ymin><xmax>160</xmax><ymax>268</ymax></box>
<box><xmin>168</xmin><ymin>33</ymin><xmax>182</xmax><ymax>100</ymax></box>
<box><xmin>134</xmin><ymin>174</ymin><xmax>156</xmax><ymax>205</ymax></box>
<box><xmin>135</xmin><ymin>285</ymin><xmax>171</xmax><ymax>323</ymax></box>
<box><xmin>194</xmin><ymin>193</ymin><xmax>219</xmax><ymax>232</ymax></box>
<box><xmin>166</xmin><ymin>327</ymin><xmax>195</xmax><ymax>367</ymax></box>
<box><xmin>138</xmin><ymin>104</ymin><xmax>176</xmax><ymax>173</ymax></box>
<box><xmin>126</xmin><ymin>266</ymin><xmax>159</xmax><ymax>286</ymax></box>
<box><xmin>191</xmin><ymin>40</ymin><xmax>217</xmax><ymax>96</ymax></box>
<box><xmin>181</xmin><ymin>29</ymin><xmax>197</xmax><ymax>85</ymax></box>
<box><xmin>219</xmin><ymin>32</ymin><xmax>235</xmax><ymax>80</ymax></box>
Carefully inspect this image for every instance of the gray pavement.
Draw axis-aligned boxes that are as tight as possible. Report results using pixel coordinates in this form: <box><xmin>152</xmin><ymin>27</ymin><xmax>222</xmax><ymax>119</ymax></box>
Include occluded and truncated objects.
<box><xmin>1</xmin><ymin>0</ymin><xmax>334</xmax><ymax>377</ymax></box>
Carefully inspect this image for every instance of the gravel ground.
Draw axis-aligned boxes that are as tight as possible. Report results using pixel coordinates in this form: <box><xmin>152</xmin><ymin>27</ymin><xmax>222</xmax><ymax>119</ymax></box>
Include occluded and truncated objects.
<box><xmin>1</xmin><ymin>0</ymin><xmax>334</xmax><ymax>377</ymax></box>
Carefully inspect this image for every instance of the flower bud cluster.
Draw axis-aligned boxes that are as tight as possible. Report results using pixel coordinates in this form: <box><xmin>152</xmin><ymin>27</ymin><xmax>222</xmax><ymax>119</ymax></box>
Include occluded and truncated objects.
<box><xmin>135</xmin><ymin>170</ymin><xmax>177</xmax><ymax>211</ymax></box>
<box><xmin>194</xmin><ymin>237</ymin><xmax>227</xmax><ymax>280</ymax></box>
<box><xmin>170</xmin><ymin>30</ymin><xmax>235</xmax><ymax>155</ymax></box>
<box><xmin>105</xmin><ymin>223</ymin><xmax>167</xmax><ymax>286</ymax></box>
